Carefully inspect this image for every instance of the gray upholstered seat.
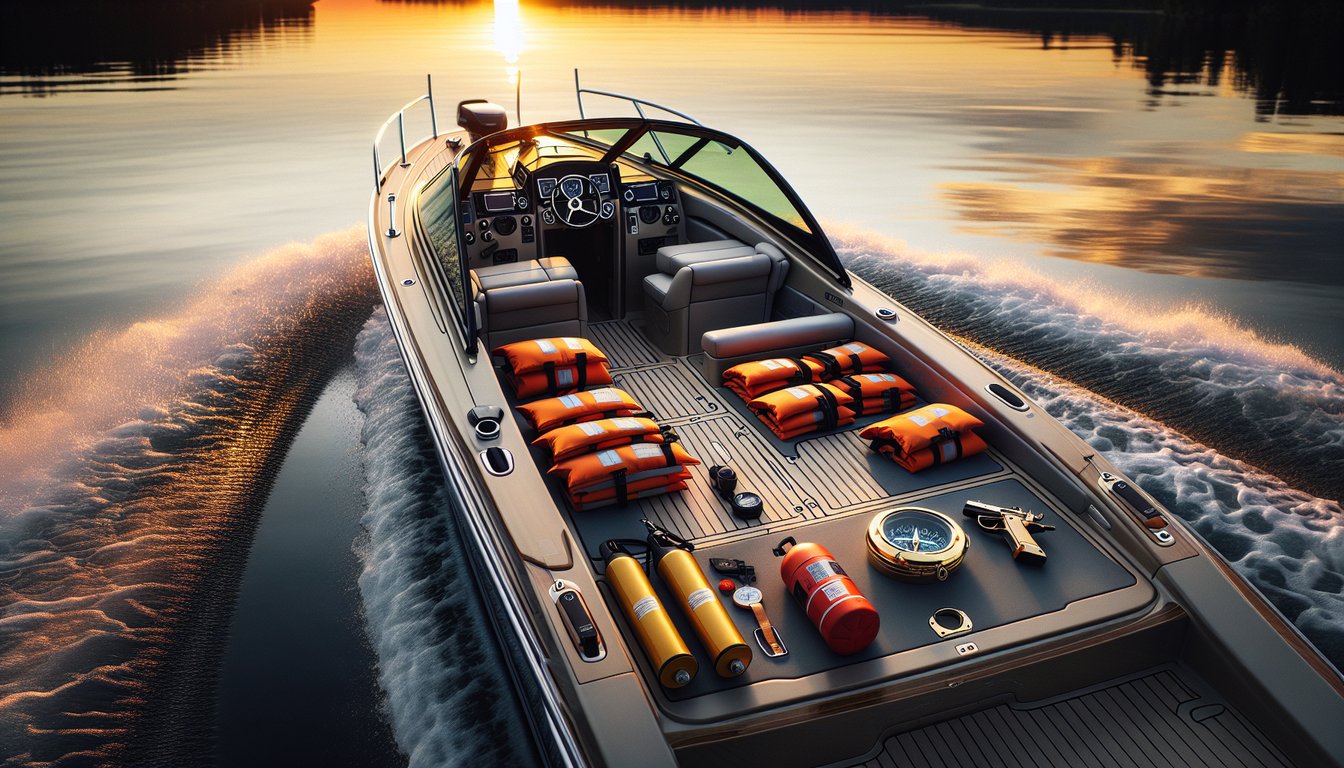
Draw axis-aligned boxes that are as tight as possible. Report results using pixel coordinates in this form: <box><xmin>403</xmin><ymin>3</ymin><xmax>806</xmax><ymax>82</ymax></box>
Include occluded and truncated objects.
<box><xmin>642</xmin><ymin>253</ymin><xmax>773</xmax><ymax>355</ymax></box>
<box><xmin>470</xmin><ymin>257</ymin><xmax>578</xmax><ymax>297</ymax></box>
<box><xmin>480</xmin><ymin>279</ymin><xmax>587</xmax><ymax>350</ymax></box>
<box><xmin>470</xmin><ymin>257</ymin><xmax>585</xmax><ymax>349</ymax></box>
<box><xmin>699</xmin><ymin>313</ymin><xmax>855</xmax><ymax>380</ymax></box>
<box><xmin>642</xmin><ymin>240</ymin><xmax>792</xmax><ymax>355</ymax></box>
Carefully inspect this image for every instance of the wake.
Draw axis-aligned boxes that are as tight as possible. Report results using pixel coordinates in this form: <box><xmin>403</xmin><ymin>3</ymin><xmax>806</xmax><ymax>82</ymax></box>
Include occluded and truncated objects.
<box><xmin>352</xmin><ymin>308</ymin><xmax>534</xmax><ymax>768</ymax></box>
<box><xmin>0</xmin><ymin>228</ymin><xmax>376</xmax><ymax>767</ymax></box>
<box><xmin>973</xmin><ymin>344</ymin><xmax>1344</xmax><ymax>669</ymax></box>
<box><xmin>837</xmin><ymin>226</ymin><xmax>1344</xmax><ymax>504</ymax></box>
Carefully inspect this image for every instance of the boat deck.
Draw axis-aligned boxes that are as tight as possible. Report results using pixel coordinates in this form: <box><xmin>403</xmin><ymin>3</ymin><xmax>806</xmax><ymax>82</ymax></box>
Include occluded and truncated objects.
<box><xmin>571</xmin><ymin>320</ymin><xmax>1009</xmax><ymax>548</ymax></box>
<box><xmin>507</xmin><ymin>319</ymin><xmax>1150</xmax><ymax>711</ymax></box>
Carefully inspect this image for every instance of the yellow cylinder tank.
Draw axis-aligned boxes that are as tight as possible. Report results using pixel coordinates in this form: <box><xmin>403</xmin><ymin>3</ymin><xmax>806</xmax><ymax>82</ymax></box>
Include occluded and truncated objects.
<box><xmin>646</xmin><ymin>521</ymin><xmax>752</xmax><ymax>678</ymax></box>
<box><xmin>600</xmin><ymin>540</ymin><xmax>697</xmax><ymax>688</ymax></box>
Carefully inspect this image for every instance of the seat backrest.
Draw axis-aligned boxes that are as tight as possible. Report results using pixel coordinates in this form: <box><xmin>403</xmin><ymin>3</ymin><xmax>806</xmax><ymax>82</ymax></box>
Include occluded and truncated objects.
<box><xmin>754</xmin><ymin>242</ymin><xmax>791</xmax><ymax>318</ymax></box>
<box><xmin>661</xmin><ymin>252</ymin><xmax>773</xmax><ymax>308</ymax></box>
<box><xmin>654</xmin><ymin>239</ymin><xmax>750</xmax><ymax>274</ymax></box>
<box><xmin>482</xmin><ymin>278</ymin><xmax>587</xmax><ymax>349</ymax></box>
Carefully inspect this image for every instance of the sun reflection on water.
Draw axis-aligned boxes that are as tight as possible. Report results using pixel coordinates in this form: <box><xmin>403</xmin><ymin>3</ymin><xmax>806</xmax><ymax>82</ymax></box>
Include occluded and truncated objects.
<box><xmin>493</xmin><ymin>0</ymin><xmax>524</xmax><ymax>87</ymax></box>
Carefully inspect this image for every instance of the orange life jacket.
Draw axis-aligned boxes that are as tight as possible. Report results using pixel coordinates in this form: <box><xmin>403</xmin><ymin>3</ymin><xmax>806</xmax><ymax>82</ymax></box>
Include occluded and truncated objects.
<box><xmin>765</xmin><ymin>408</ymin><xmax>857</xmax><ymax>436</ymax></box>
<box><xmin>831</xmin><ymin>373</ymin><xmax>917</xmax><ymax>416</ymax></box>
<box><xmin>871</xmin><ymin>429</ymin><xmax>988</xmax><ymax>472</ymax></box>
<box><xmin>567</xmin><ymin>468</ymin><xmax>693</xmax><ymax>501</ymax></box>
<box><xmin>802</xmin><ymin>341</ymin><xmax>889</xmax><ymax>380</ymax></box>
<box><xmin>569</xmin><ymin>479</ymin><xmax>690</xmax><ymax>511</ymax></box>
<box><xmin>748</xmin><ymin>383</ymin><xmax>854</xmax><ymax>423</ymax></box>
<box><xmin>532</xmin><ymin>417</ymin><xmax>666</xmax><ymax>462</ymax></box>
<box><xmin>858</xmin><ymin>404</ymin><xmax>985</xmax><ymax>457</ymax></box>
<box><xmin>494</xmin><ymin>337</ymin><xmax>608</xmax><ymax>375</ymax></box>
<box><xmin>506</xmin><ymin>360</ymin><xmax>613</xmax><ymax>400</ymax></box>
<box><xmin>517</xmin><ymin>388</ymin><xmax>643</xmax><ymax>433</ymax></box>
<box><xmin>549</xmin><ymin>441</ymin><xmax>700</xmax><ymax>494</ymax></box>
<box><xmin>723</xmin><ymin>358</ymin><xmax>814</xmax><ymax>400</ymax></box>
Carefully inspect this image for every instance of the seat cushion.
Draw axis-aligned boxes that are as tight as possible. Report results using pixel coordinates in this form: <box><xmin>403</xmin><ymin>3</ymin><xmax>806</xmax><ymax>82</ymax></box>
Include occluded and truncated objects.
<box><xmin>486</xmin><ymin>278</ymin><xmax>580</xmax><ymax>313</ymax></box>
<box><xmin>471</xmin><ymin>261</ymin><xmax>552</xmax><ymax>294</ymax></box>
<box><xmin>700</xmin><ymin>313</ymin><xmax>855</xmax><ymax>359</ymax></box>
<box><xmin>537</xmin><ymin>256</ymin><xmax>578</xmax><ymax>282</ymax></box>
<box><xmin>655</xmin><ymin>239</ymin><xmax>750</xmax><ymax>274</ymax></box>
<box><xmin>657</xmin><ymin>245</ymin><xmax>756</xmax><ymax>275</ymax></box>
<box><xmin>643</xmin><ymin>272</ymin><xmax>674</xmax><ymax>305</ymax></box>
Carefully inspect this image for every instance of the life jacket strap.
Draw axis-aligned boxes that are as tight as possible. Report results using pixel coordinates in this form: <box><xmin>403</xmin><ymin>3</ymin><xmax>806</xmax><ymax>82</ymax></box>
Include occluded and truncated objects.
<box><xmin>804</xmin><ymin>350</ymin><xmax>840</xmax><ymax>380</ymax></box>
<box><xmin>814</xmin><ymin>386</ymin><xmax>840</xmax><ymax>430</ymax></box>
<box><xmin>880</xmin><ymin>387</ymin><xmax>901</xmax><ymax>413</ymax></box>
<box><xmin>542</xmin><ymin>361</ymin><xmax>558</xmax><ymax>397</ymax></box>
<box><xmin>785</xmin><ymin>358</ymin><xmax>811</xmax><ymax>385</ymax></box>
<box><xmin>929</xmin><ymin>427</ymin><xmax>963</xmax><ymax>466</ymax></box>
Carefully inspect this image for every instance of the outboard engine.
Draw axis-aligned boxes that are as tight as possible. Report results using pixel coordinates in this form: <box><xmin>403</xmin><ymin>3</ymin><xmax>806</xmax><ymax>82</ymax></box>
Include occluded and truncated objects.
<box><xmin>457</xmin><ymin>100</ymin><xmax>508</xmax><ymax>143</ymax></box>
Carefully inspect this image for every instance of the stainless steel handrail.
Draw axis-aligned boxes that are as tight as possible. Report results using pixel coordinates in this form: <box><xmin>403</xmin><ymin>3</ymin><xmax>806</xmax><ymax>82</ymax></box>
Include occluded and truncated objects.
<box><xmin>574</xmin><ymin>68</ymin><xmax>701</xmax><ymax>136</ymax></box>
<box><xmin>372</xmin><ymin>74</ymin><xmax>439</xmax><ymax>191</ymax></box>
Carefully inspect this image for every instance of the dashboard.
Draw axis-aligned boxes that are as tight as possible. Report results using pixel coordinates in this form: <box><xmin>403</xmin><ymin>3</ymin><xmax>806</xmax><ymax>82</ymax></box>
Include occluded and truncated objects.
<box><xmin>461</xmin><ymin>161</ymin><xmax>683</xmax><ymax>268</ymax></box>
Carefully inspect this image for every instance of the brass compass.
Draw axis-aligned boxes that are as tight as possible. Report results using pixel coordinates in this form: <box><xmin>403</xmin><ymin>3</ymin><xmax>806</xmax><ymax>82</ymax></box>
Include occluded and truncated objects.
<box><xmin>866</xmin><ymin>507</ymin><xmax>969</xmax><ymax>583</ymax></box>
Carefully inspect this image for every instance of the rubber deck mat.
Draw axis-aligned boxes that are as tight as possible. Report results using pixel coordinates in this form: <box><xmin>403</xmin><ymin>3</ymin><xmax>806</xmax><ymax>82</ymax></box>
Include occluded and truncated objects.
<box><xmin>851</xmin><ymin>666</ymin><xmax>1291</xmax><ymax>768</ymax></box>
<box><xmin>588</xmin><ymin>320</ymin><xmax>662</xmax><ymax>369</ymax></box>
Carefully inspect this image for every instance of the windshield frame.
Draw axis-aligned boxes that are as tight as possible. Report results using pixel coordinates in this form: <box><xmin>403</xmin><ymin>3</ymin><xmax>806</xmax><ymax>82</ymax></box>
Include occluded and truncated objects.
<box><xmin>436</xmin><ymin>117</ymin><xmax>849</xmax><ymax>287</ymax></box>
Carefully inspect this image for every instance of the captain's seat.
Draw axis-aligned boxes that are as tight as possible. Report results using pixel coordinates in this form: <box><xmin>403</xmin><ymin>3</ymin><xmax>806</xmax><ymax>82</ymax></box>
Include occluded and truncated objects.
<box><xmin>471</xmin><ymin>257</ymin><xmax>587</xmax><ymax>349</ymax></box>
<box><xmin>642</xmin><ymin>240</ymin><xmax>789</xmax><ymax>355</ymax></box>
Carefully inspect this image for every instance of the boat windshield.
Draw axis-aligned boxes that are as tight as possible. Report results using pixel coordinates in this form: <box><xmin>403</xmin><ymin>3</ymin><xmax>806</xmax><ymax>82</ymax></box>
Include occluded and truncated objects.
<box><xmin>418</xmin><ymin>118</ymin><xmax>849</xmax><ymax>299</ymax></box>
<box><xmin>561</xmin><ymin>126</ymin><xmax>811</xmax><ymax>233</ymax></box>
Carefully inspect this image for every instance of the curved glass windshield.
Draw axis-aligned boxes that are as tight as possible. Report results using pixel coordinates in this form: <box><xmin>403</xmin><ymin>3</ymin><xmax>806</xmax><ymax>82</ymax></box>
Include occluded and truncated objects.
<box><xmin>562</xmin><ymin>126</ymin><xmax>812</xmax><ymax>234</ymax></box>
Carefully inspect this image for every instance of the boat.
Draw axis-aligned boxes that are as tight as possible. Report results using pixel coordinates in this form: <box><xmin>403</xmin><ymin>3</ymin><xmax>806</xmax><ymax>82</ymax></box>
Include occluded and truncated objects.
<box><xmin>366</xmin><ymin>74</ymin><xmax>1344</xmax><ymax>767</ymax></box>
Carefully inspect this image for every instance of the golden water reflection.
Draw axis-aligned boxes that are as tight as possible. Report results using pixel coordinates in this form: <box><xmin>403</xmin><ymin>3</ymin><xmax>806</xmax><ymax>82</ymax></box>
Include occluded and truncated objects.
<box><xmin>940</xmin><ymin>154</ymin><xmax>1344</xmax><ymax>282</ymax></box>
<box><xmin>493</xmin><ymin>0</ymin><xmax>524</xmax><ymax>85</ymax></box>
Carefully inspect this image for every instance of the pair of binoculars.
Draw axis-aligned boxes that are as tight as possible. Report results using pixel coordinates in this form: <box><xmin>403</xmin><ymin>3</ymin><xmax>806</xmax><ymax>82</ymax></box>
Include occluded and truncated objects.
<box><xmin>707</xmin><ymin>465</ymin><xmax>738</xmax><ymax>498</ymax></box>
<box><xmin>708</xmin><ymin>465</ymin><xmax>763</xmax><ymax>520</ymax></box>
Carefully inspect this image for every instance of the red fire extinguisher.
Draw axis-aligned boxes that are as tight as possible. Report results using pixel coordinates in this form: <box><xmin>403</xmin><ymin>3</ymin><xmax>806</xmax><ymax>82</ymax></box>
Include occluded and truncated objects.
<box><xmin>774</xmin><ymin>536</ymin><xmax>879</xmax><ymax>655</ymax></box>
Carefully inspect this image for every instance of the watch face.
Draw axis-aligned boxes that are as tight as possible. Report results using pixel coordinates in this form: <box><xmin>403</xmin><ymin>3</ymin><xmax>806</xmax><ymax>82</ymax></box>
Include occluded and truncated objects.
<box><xmin>733</xmin><ymin>586</ymin><xmax>762</xmax><ymax>607</ymax></box>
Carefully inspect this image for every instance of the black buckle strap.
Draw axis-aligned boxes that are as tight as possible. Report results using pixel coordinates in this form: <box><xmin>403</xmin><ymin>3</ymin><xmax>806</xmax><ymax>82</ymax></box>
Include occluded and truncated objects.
<box><xmin>869</xmin><ymin>437</ymin><xmax>900</xmax><ymax>456</ymax></box>
<box><xmin>543</xmin><ymin>361</ymin><xmax>558</xmax><ymax>396</ymax></box>
<box><xmin>929</xmin><ymin>427</ymin><xmax>964</xmax><ymax>467</ymax></box>
<box><xmin>613</xmin><ymin>469</ymin><xmax>629</xmax><ymax>507</ymax></box>
<box><xmin>880</xmin><ymin>387</ymin><xmax>901</xmax><ymax>413</ymax></box>
<box><xmin>660</xmin><ymin>443</ymin><xmax>676</xmax><ymax>465</ymax></box>
<box><xmin>803</xmin><ymin>350</ymin><xmax>840</xmax><ymax>380</ymax></box>
<box><xmin>785</xmin><ymin>358</ymin><xmax>811</xmax><ymax>385</ymax></box>
<box><xmin>814</xmin><ymin>385</ymin><xmax>840</xmax><ymax>430</ymax></box>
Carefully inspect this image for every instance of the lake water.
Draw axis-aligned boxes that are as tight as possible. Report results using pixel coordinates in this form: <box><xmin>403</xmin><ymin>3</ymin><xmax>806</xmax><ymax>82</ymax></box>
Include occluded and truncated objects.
<box><xmin>1</xmin><ymin>1</ymin><xmax>1341</xmax><ymax>765</ymax></box>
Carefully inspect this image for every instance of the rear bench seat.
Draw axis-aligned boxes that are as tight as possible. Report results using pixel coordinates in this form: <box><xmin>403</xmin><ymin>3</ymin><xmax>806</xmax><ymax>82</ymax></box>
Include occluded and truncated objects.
<box><xmin>699</xmin><ymin>313</ymin><xmax>854</xmax><ymax>381</ymax></box>
<box><xmin>470</xmin><ymin>257</ymin><xmax>586</xmax><ymax>349</ymax></box>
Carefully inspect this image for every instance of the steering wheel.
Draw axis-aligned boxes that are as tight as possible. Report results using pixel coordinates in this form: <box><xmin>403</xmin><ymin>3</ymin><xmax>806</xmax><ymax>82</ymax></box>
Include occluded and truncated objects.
<box><xmin>550</xmin><ymin>174</ymin><xmax>605</xmax><ymax>228</ymax></box>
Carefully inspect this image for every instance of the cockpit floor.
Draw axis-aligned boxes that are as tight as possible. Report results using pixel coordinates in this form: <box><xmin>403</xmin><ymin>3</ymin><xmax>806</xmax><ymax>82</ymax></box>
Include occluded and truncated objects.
<box><xmin>847</xmin><ymin>665</ymin><xmax>1292</xmax><ymax>768</ymax></box>
<box><xmin>567</xmin><ymin>321</ymin><xmax>1008</xmax><ymax>550</ymax></box>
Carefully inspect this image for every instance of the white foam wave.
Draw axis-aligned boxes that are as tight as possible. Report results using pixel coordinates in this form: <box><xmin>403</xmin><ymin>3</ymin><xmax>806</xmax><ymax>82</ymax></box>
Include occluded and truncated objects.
<box><xmin>0</xmin><ymin>227</ymin><xmax>376</xmax><ymax>765</ymax></box>
<box><xmin>973</xmin><ymin>344</ymin><xmax>1344</xmax><ymax>669</ymax></box>
<box><xmin>834</xmin><ymin>226</ymin><xmax>1344</xmax><ymax>501</ymax></box>
<box><xmin>353</xmin><ymin>307</ymin><xmax>533</xmax><ymax>768</ymax></box>
<box><xmin>0</xmin><ymin>227</ymin><xmax>374</xmax><ymax>515</ymax></box>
